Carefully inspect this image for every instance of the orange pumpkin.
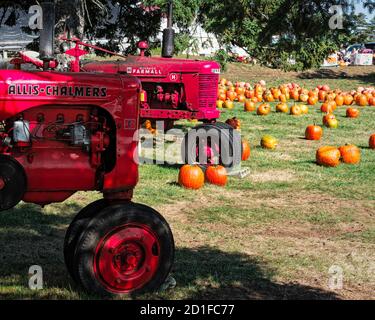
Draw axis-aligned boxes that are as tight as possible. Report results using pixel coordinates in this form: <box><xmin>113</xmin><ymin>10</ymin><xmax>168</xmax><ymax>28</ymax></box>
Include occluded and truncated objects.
<box><xmin>357</xmin><ymin>94</ymin><xmax>368</xmax><ymax>106</ymax></box>
<box><xmin>261</xmin><ymin>135</ymin><xmax>278</xmax><ymax>150</ymax></box>
<box><xmin>369</xmin><ymin>134</ymin><xmax>375</xmax><ymax>149</ymax></box>
<box><xmin>218</xmin><ymin>87</ymin><xmax>226</xmax><ymax>95</ymax></box>
<box><xmin>242</xmin><ymin>140</ymin><xmax>251</xmax><ymax>161</ymax></box>
<box><xmin>335</xmin><ymin>95</ymin><xmax>345</xmax><ymax>106</ymax></box>
<box><xmin>256</xmin><ymin>94</ymin><xmax>263</xmax><ymax>102</ymax></box>
<box><xmin>290</xmin><ymin>90</ymin><xmax>300</xmax><ymax>100</ymax></box>
<box><xmin>225</xmin><ymin>117</ymin><xmax>241</xmax><ymax>130</ymax></box>
<box><xmin>299</xmin><ymin>94</ymin><xmax>309</xmax><ymax>103</ymax></box>
<box><xmin>344</xmin><ymin>94</ymin><xmax>354</xmax><ymax>106</ymax></box>
<box><xmin>218</xmin><ymin>92</ymin><xmax>227</xmax><ymax>101</ymax></box>
<box><xmin>178</xmin><ymin>165</ymin><xmax>205</xmax><ymax>189</ymax></box>
<box><xmin>300</xmin><ymin>104</ymin><xmax>309</xmax><ymax>114</ymax></box>
<box><xmin>316</xmin><ymin>146</ymin><xmax>341</xmax><ymax>167</ymax></box>
<box><xmin>224</xmin><ymin>100</ymin><xmax>234</xmax><ymax>109</ymax></box>
<box><xmin>226</xmin><ymin>91</ymin><xmax>236</xmax><ymax>101</ymax></box>
<box><xmin>263</xmin><ymin>90</ymin><xmax>275</xmax><ymax>102</ymax></box>
<box><xmin>323</xmin><ymin>113</ymin><xmax>336</xmax><ymax>126</ymax></box>
<box><xmin>205</xmin><ymin>165</ymin><xmax>228</xmax><ymax>186</ymax></box>
<box><xmin>318</xmin><ymin>90</ymin><xmax>327</xmax><ymax>102</ymax></box>
<box><xmin>235</xmin><ymin>87</ymin><xmax>245</xmax><ymax>96</ymax></box>
<box><xmin>308</xmin><ymin>90</ymin><xmax>318</xmax><ymax>97</ymax></box>
<box><xmin>271</xmin><ymin>88</ymin><xmax>281</xmax><ymax>99</ymax></box>
<box><xmin>308</xmin><ymin>96</ymin><xmax>318</xmax><ymax>105</ymax></box>
<box><xmin>290</xmin><ymin>104</ymin><xmax>302</xmax><ymax>116</ymax></box>
<box><xmin>216</xmin><ymin>100</ymin><xmax>224</xmax><ymax>109</ymax></box>
<box><xmin>255</xmin><ymin>84</ymin><xmax>263</xmax><ymax>95</ymax></box>
<box><xmin>326</xmin><ymin>117</ymin><xmax>339</xmax><ymax>129</ymax></box>
<box><xmin>245</xmin><ymin>90</ymin><xmax>255</xmax><ymax>99</ymax></box>
<box><xmin>325</xmin><ymin>93</ymin><xmax>336</xmax><ymax>102</ymax></box>
<box><xmin>276</xmin><ymin>102</ymin><xmax>289</xmax><ymax>113</ymax></box>
<box><xmin>244</xmin><ymin>100</ymin><xmax>256</xmax><ymax>112</ymax></box>
<box><xmin>305</xmin><ymin>124</ymin><xmax>323</xmax><ymax>141</ymax></box>
<box><xmin>237</xmin><ymin>94</ymin><xmax>246</xmax><ymax>103</ymax></box>
<box><xmin>279</xmin><ymin>94</ymin><xmax>287</xmax><ymax>103</ymax></box>
<box><xmin>346</xmin><ymin>107</ymin><xmax>360</xmax><ymax>118</ymax></box>
<box><xmin>257</xmin><ymin>103</ymin><xmax>271</xmax><ymax>116</ymax></box>
<box><xmin>144</xmin><ymin>120</ymin><xmax>152</xmax><ymax>129</ymax></box>
<box><xmin>321</xmin><ymin>101</ymin><xmax>336</xmax><ymax>113</ymax></box>
<box><xmin>339</xmin><ymin>145</ymin><xmax>361</xmax><ymax>164</ymax></box>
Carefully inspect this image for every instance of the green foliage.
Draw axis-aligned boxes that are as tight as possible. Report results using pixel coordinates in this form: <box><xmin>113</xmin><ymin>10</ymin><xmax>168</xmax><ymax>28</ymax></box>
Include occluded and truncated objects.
<box><xmin>211</xmin><ymin>49</ymin><xmax>230</xmax><ymax>71</ymax></box>
<box><xmin>199</xmin><ymin>0</ymin><xmax>373</xmax><ymax>71</ymax></box>
<box><xmin>1</xmin><ymin>0</ymin><xmax>373</xmax><ymax>66</ymax></box>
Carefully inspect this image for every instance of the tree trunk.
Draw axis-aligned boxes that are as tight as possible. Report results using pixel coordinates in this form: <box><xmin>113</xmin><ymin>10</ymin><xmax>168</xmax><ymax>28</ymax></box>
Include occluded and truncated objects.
<box><xmin>56</xmin><ymin>0</ymin><xmax>85</xmax><ymax>39</ymax></box>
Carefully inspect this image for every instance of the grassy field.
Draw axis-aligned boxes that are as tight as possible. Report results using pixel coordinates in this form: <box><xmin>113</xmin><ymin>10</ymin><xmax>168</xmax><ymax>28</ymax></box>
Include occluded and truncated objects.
<box><xmin>0</xmin><ymin>64</ymin><xmax>374</xmax><ymax>300</ymax></box>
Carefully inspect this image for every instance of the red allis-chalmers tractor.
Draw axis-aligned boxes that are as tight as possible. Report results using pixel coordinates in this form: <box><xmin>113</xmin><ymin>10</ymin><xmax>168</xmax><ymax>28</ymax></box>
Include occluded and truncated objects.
<box><xmin>0</xmin><ymin>2</ymin><xmax>174</xmax><ymax>296</ymax></box>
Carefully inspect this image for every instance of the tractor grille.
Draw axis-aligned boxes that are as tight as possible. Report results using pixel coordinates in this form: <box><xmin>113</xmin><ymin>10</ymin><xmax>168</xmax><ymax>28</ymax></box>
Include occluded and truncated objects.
<box><xmin>199</xmin><ymin>74</ymin><xmax>219</xmax><ymax>108</ymax></box>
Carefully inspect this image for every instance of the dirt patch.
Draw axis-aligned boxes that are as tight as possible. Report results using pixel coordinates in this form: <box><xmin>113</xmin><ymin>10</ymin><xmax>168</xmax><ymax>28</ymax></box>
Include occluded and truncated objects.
<box><xmin>248</xmin><ymin>170</ymin><xmax>296</xmax><ymax>183</ymax></box>
<box><xmin>222</xmin><ymin>64</ymin><xmax>375</xmax><ymax>84</ymax></box>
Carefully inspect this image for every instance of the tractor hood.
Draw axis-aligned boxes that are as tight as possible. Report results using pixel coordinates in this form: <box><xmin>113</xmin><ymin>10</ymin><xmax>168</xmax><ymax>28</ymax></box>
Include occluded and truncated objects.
<box><xmin>0</xmin><ymin>70</ymin><xmax>140</xmax><ymax>120</ymax></box>
<box><xmin>82</xmin><ymin>56</ymin><xmax>221</xmax><ymax>78</ymax></box>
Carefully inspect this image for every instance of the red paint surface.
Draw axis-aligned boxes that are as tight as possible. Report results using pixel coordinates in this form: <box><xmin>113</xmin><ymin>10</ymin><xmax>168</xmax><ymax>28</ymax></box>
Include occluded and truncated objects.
<box><xmin>0</xmin><ymin>70</ymin><xmax>141</xmax><ymax>205</ymax></box>
<box><xmin>94</xmin><ymin>223</ymin><xmax>160</xmax><ymax>293</ymax></box>
<box><xmin>83</xmin><ymin>55</ymin><xmax>221</xmax><ymax>121</ymax></box>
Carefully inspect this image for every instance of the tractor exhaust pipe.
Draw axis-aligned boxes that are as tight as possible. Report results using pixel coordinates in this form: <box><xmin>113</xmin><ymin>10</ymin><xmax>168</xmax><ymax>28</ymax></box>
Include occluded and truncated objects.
<box><xmin>161</xmin><ymin>1</ymin><xmax>175</xmax><ymax>58</ymax></box>
<box><xmin>39</xmin><ymin>1</ymin><xmax>55</xmax><ymax>69</ymax></box>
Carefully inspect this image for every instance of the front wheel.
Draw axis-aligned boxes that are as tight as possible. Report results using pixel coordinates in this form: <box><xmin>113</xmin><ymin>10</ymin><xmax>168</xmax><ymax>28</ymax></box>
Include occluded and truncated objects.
<box><xmin>73</xmin><ymin>202</ymin><xmax>174</xmax><ymax>296</ymax></box>
<box><xmin>182</xmin><ymin>122</ymin><xmax>241</xmax><ymax>171</ymax></box>
<box><xmin>64</xmin><ymin>199</ymin><xmax>109</xmax><ymax>281</ymax></box>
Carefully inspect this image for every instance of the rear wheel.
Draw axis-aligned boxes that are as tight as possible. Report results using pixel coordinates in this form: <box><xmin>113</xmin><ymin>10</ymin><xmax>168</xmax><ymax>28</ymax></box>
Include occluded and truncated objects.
<box><xmin>182</xmin><ymin>122</ymin><xmax>241</xmax><ymax>171</ymax></box>
<box><xmin>72</xmin><ymin>202</ymin><xmax>174</xmax><ymax>296</ymax></box>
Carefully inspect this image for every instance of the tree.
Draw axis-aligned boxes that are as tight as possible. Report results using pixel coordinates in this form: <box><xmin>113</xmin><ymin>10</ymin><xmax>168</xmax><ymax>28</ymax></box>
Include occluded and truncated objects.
<box><xmin>198</xmin><ymin>0</ymin><xmax>372</xmax><ymax>71</ymax></box>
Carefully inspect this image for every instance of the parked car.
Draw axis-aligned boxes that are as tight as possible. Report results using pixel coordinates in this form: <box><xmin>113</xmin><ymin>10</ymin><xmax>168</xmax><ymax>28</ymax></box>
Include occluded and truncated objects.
<box><xmin>364</xmin><ymin>42</ymin><xmax>375</xmax><ymax>51</ymax></box>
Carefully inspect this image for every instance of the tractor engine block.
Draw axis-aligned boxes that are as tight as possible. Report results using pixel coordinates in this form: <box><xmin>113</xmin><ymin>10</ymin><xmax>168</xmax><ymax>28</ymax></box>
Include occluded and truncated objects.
<box><xmin>0</xmin><ymin>106</ymin><xmax>111</xmax><ymax>206</ymax></box>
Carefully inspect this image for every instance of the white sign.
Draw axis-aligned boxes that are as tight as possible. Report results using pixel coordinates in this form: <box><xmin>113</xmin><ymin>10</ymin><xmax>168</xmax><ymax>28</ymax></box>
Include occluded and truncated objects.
<box><xmin>354</xmin><ymin>53</ymin><xmax>373</xmax><ymax>66</ymax></box>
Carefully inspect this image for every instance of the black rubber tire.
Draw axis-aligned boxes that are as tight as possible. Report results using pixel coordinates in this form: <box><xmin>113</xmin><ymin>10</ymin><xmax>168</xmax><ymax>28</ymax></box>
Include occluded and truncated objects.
<box><xmin>73</xmin><ymin>202</ymin><xmax>174</xmax><ymax>297</ymax></box>
<box><xmin>182</xmin><ymin>122</ymin><xmax>241</xmax><ymax>171</ymax></box>
<box><xmin>0</xmin><ymin>155</ymin><xmax>27</xmax><ymax>211</ymax></box>
<box><xmin>64</xmin><ymin>199</ymin><xmax>109</xmax><ymax>281</ymax></box>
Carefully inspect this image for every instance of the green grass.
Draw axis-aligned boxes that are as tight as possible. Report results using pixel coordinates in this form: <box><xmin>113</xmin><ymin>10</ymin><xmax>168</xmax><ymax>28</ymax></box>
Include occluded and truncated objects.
<box><xmin>0</xmin><ymin>64</ymin><xmax>374</xmax><ymax>300</ymax></box>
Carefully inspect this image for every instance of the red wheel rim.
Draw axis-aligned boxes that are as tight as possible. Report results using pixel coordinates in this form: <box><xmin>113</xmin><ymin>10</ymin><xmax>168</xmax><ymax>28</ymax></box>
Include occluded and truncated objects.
<box><xmin>196</xmin><ymin>139</ymin><xmax>220</xmax><ymax>165</ymax></box>
<box><xmin>94</xmin><ymin>224</ymin><xmax>160</xmax><ymax>293</ymax></box>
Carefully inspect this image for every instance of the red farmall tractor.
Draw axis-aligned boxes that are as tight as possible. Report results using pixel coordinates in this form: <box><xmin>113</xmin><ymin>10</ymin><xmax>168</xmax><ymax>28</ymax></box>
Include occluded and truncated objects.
<box><xmin>0</xmin><ymin>2</ymin><xmax>239</xmax><ymax>296</ymax></box>
<box><xmin>80</xmin><ymin>2</ymin><xmax>241</xmax><ymax>169</ymax></box>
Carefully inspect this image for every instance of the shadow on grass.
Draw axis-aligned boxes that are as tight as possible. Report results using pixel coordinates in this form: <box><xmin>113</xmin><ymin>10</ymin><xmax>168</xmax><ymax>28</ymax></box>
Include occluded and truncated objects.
<box><xmin>169</xmin><ymin>246</ymin><xmax>339</xmax><ymax>300</ymax></box>
<box><xmin>0</xmin><ymin>204</ymin><xmax>339</xmax><ymax>300</ymax></box>
<box><xmin>139</xmin><ymin>156</ymin><xmax>182</xmax><ymax>170</ymax></box>
<box><xmin>297</xmin><ymin>68</ymin><xmax>375</xmax><ymax>85</ymax></box>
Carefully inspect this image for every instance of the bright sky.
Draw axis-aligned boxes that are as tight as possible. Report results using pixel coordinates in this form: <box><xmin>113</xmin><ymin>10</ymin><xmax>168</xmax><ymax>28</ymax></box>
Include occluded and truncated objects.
<box><xmin>355</xmin><ymin>2</ymin><xmax>375</xmax><ymax>20</ymax></box>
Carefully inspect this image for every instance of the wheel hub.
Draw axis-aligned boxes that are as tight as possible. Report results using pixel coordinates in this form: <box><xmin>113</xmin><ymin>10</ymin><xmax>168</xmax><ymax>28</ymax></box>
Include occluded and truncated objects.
<box><xmin>196</xmin><ymin>140</ymin><xmax>220</xmax><ymax>165</ymax></box>
<box><xmin>113</xmin><ymin>242</ymin><xmax>143</xmax><ymax>274</ymax></box>
<box><xmin>94</xmin><ymin>224</ymin><xmax>160</xmax><ymax>293</ymax></box>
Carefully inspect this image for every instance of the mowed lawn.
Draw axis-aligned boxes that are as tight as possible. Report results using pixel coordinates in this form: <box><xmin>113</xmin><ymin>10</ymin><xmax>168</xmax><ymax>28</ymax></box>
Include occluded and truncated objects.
<box><xmin>0</xmin><ymin>65</ymin><xmax>374</xmax><ymax>300</ymax></box>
